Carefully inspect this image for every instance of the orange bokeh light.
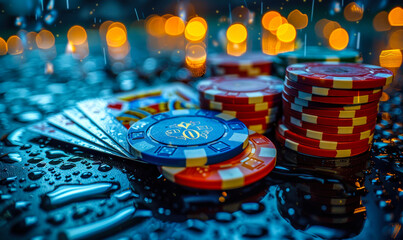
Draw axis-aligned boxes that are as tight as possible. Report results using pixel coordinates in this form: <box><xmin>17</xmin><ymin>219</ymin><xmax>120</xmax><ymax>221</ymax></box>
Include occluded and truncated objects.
<box><xmin>344</xmin><ymin>2</ymin><xmax>363</xmax><ymax>22</ymax></box>
<box><xmin>388</xmin><ymin>7</ymin><xmax>403</xmax><ymax>26</ymax></box>
<box><xmin>287</xmin><ymin>9</ymin><xmax>308</xmax><ymax>29</ymax></box>
<box><xmin>277</xmin><ymin>23</ymin><xmax>296</xmax><ymax>43</ymax></box>
<box><xmin>0</xmin><ymin>37</ymin><xmax>7</xmax><ymax>55</ymax></box>
<box><xmin>389</xmin><ymin>30</ymin><xmax>403</xmax><ymax>49</ymax></box>
<box><xmin>146</xmin><ymin>15</ymin><xmax>166</xmax><ymax>37</ymax></box>
<box><xmin>379</xmin><ymin>49</ymin><xmax>402</xmax><ymax>68</ymax></box>
<box><xmin>226</xmin><ymin>23</ymin><xmax>247</xmax><ymax>44</ymax></box>
<box><xmin>67</xmin><ymin>25</ymin><xmax>87</xmax><ymax>45</ymax></box>
<box><xmin>7</xmin><ymin>35</ymin><xmax>24</xmax><ymax>55</ymax></box>
<box><xmin>99</xmin><ymin>21</ymin><xmax>114</xmax><ymax>40</ymax></box>
<box><xmin>329</xmin><ymin>28</ymin><xmax>349</xmax><ymax>50</ymax></box>
<box><xmin>315</xmin><ymin>18</ymin><xmax>330</xmax><ymax>38</ymax></box>
<box><xmin>36</xmin><ymin>30</ymin><xmax>55</xmax><ymax>49</ymax></box>
<box><xmin>373</xmin><ymin>11</ymin><xmax>391</xmax><ymax>32</ymax></box>
<box><xmin>262</xmin><ymin>11</ymin><xmax>281</xmax><ymax>31</ymax></box>
<box><xmin>106</xmin><ymin>27</ymin><xmax>127</xmax><ymax>48</ymax></box>
<box><xmin>185</xmin><ymin>17</ymin><xmax>207</xmax><ymax>42</ymax></box>
<box><xmin>165</xmin><ymin>16</ymin><xmax>185</xmax><ymax>36</ymax></box>
<box><xmin>323</xmin><ymin>21</ymin><xmax>341</xmax><ymax>39</ymax></box>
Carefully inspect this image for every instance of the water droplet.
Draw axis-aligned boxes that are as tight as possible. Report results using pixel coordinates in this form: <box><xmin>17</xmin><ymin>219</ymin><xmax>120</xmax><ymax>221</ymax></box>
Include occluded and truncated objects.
<box><xmin>238</xmin><ymin>223</ymin><xmax>268</xmax><ymax>238</ymax></box>
<box><xmin>41</xmin><ymin>182</ymin><xmax>120</xmax><ymax>209</ymax></box>
<box><xmin>15</xmin><ymin>111</ymin><xmax>42</xmax><ymax>123</ymax></box>
<box><xmin>49</xmin><ymin>159</ymin><xmax>63</xmax><ymax>165</ymax></box>
<box><xmin>60</xmin><ymin>163</ymin><xmax>76</xmax><ymax>170</ymax></box>
<box><xmin>46</xmin><ymin>150</ymin><xmax>68</xmax><ymax>159</ymax></box>
<box><xmin>1</xmin><ymin>176</ymin><xmax>17</xmax><ymax>185</ymax></box>
<box><xmin>186</xmin><ymin>219</ymin><xmax>206</xmax><ymax>232</ymax></box>
<box><xmin>80</xmin><ymin>172</ymin><xmax>92</xmax><ymax>179</ymax></box>
<box><xmin>28</xmin><ymin>170</ymin><xmax>46</xmax><ymax>180</ymax></box>
<box><xmin>28</xmin><ymin>157</ymin><xmax>44</xmax><ymax>163</ymax></box>
<box><xmin>114</xmin><ymin>190</ymin><xmax>139</xmax><ymax>202</ymax></box>
<box><xmin>215</xmin><ymin>212</ymin><xmax>235</xmax><ymax>222</ymax></box>
<box><xmin>241</xmin><ymin>202</ymin><xmax>265</xmax><ymax>214</ymax></box>
<box><xmin>59</xmin><ymin>207</ymin><xmax>138</xmax><ymax>240</ymax></box>
<box><xmin>24</xmin><ymin>184</ymin><xmax>40</xmax><ymax>192</ymax></box>
<box><xmin>98</xmin><ymin>164</ymin><xmax>112</xmax><ymax>172</ymax></box>
<box><xmin>20</xmin><ymin>144</ymin><xmax>32</xmax><ymax>150</ymax></box>
<box><xmin>11</xmin><ymin>216</ymin><xmax>38</xmax><ymax>233</ymax></box>
<box><xmin>0</xmin><ymin>153</ymin><xmax>22</xmax><ymax>163</ymax></box>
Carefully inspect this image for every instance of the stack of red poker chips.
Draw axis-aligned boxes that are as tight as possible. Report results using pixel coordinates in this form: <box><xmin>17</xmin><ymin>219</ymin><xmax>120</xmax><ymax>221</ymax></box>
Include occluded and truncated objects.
<box><xmin>197</xmin><ymin>75</ymin><xmax>284</xmax><ymax>134</ymax></box>
<box><xmin>276</xmin><ymin>62</ymin><xmax>394</xmax><ymax>158</ymax></box>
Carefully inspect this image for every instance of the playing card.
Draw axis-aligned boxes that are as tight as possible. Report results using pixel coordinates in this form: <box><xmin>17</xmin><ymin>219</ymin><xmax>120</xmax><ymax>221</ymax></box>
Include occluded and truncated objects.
<box><xmin>27</xmin><ymin>121</ymin><xmax>128</xmax><ymax>159</ymax></box>
<box><xmin>47</xmin><ymin>113</ymin><xmax>116</xmax><ymax>152</ymax></box>
<box><xmin>77</xmin><ymin>99</ymin><xmax>133</xmax><ymax>155</ymax></box>
<box><xmin>63</xmin><ymin>108</ymin><xmax>132</xmax><ymax>158</ymax></box>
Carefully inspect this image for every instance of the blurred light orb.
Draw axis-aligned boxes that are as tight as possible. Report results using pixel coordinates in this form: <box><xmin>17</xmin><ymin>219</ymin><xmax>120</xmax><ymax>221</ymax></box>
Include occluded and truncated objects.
<box><xmin>287</xmin><ymin>9</ymin><xmax>308</xmax><ymax>29</ymax></box>
<box><xmin>344</xmin><ymin>2</ymin><xmax>363</xmax><ymax>22</ymax></box>
<box><xmin>262</xmin><ymin>11</ymin><xmax>281</xmax><ymax>31</ymax></box>
<box><xmin>68</xmin><ymin>26</ymin><xmax>87</xmax><ymax>45</ymax></box>
<box><xmin>0</xmin><ymin>37</ymin><xmax>7</xmax><ymax>55</ymax></box>
<box><xmin>379</xmin><ymin>49</ymin><xmax>402</xmax><ymax>68</ymax></box>
<box><xmin>277</xmin><ymin>23</ymin><xmax>296</xmax><ymax>43</ymax></box>
<box><xmin>329</xmin><ymin>28</ymin><xmax>349</xmax><ymax>50</ymax></box>
<box><xmin>323</xmin><ymin>21</ymin><xmax>341</xmax><ymax>39</ymax></box>
<box><xmin>315</xmin><ymin>18</ymin><xmax>330</xmax><ymax>38</ymax></box>
<box><xmin>106</xmin><ymin>27</ymin><xmax>127</xmax><ymax>48</ymax></box>
<box><xmin>373</xmin><ymin>11</ymin><xmax>391</xmax><ymax>32</ymax></box>
<box><xmin>185</xmin><ymin>18</ymin><xmax>207</xmax><ymax>42</ymax></box>
<box><xmin>388</xmin><ymin>7</ymin><xmax>403</xmax><ymax>26</ymax></box>
<box><xmin>146</xmin><ymin>16</ymin><xmax>166</xmax><ymax>37</ymax></box>
<box><xmin>7</xmin><ymin>35</ymin><xmax>24</xmax><ymax>55</ymax></box>
<box><xmin>165</xmin><ymin>16</ymin><xmax>185</xmax><ymax>36</ymax></box>
<box><xmin>36</xmin><ymin>30</ymin><xmax>55</xmax><ymax>49</ymax></box>
<box><xmin>226</xmin><ymin>23</ymin><xmax>247</xmax><ymax>44</ymax></box>
<box><xmin>389</xmin><ymin>30</ymin><xmax>403</xmax><ymax>49</ymax></box>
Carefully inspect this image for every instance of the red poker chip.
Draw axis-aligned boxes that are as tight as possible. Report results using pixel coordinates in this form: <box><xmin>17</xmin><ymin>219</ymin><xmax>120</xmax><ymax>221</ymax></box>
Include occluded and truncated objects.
<box><xmin>200</xmin><ymin>105</ymin><xmax>279</xmax><ymax>118</ymax></box>
<box><xmin>238</xmin><ymin>115</ymin><xmax>278</xmax><ymax>125</ymax></box>
<box><xmin>282</xmin><ymin>90</ymin><xmax>379</xmax><ymax>111</ymax></box>
<box><xmin>197</xmin><ymin>76</ymin><xmax>283</xmax><ymax>104</ymax></box>
<box><xmin>160</xmin><ymin>131</ymin><xmax>277</xmax><ymax>190</ymax></box>
<box><xmin>285</xmin><ymin>78</ymin><xmax>382</xmax><ymax>97</ymax></box>
<box><xmin>244</xmin><ymin>122</ymin><xmax>275</xmax><ymax>132</ymax></box>
<box><xmin>283</xmin><ymin>82</ymin><xmax>382</xmax><ymax>105</ymax></box>
<box><xmin>286</xmin><ymin>62</ymin><xmax>394</xmax><ymax>89</ymax></box>
<box><xmin>281</xmin><ymin>119</ymin><xmax>374</xmax><ymax>142</ymax></box>
<box><xmin>283</xmin><ymin>108</ymin><xmax>378</xmax><ymax>127</ymax></box>
<box><xmin>199</xmin><ymin>97</ymin><xmax>281</xmax><ymax>112</ymax></box>
<box><xmin>275</xmin><ymin>129</ymin><xmax>370</xmax><ymax>158</ymax></box>
<box><xmin>282</xmin><ymin>115</ymin><xmax>376</xmax><ymax>134</ymax></box>
<box><xmin>282</xmin><ymin>97</ymin><xmax>379</xmax><ymax>119</ymax></box>
<box><xmin>277</xmin><ymin>123</ymin><xmax>373</xmax><ymax>150</ymax></box>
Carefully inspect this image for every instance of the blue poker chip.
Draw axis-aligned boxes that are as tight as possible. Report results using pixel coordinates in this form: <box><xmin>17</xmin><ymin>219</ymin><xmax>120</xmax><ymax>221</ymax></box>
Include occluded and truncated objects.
<box><xmin>127</xmin><ymin>109</ymin><xmax>249</xmax><ymax>167</ymax></box>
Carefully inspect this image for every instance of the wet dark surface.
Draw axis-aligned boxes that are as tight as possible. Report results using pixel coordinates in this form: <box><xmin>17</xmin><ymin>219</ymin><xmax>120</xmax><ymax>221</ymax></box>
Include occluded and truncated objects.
<box><xmin>0</xmin><ymin>48</ymin><xmax>402</xmax><ymax>240</ymax></box>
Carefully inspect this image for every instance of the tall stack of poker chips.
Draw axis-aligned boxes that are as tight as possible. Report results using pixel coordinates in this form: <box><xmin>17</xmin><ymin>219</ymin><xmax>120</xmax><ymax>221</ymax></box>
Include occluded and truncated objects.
<box><xmin>208</xmin><ymin>52</ymin><xmax>276</xmax><ymax>77</ymax></box>
<box><xmin>127</xmin><ymin>109</ymin><xmax>277</xmax><ymax>190</ymax></box>
<box><xmin>275</xmin><ymin>46</ymin><xmax>362</xmax><ymax>78</ymax></box>
<box><xmin>276</xmin><ymin>62</ymin><xmax>394</xmax><ymax>158</ymax></box>
<box><xmin>197</xmin><ymin>76</ymin><xmax>283</xmax><ymax>134</ymax></box>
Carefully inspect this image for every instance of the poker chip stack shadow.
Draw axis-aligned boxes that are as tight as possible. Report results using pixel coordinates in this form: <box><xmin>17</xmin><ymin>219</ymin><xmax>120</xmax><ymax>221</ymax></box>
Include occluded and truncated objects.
<box><xmin>127</xmin><ymin>109</ymin><xmax>277</xmax><ymax>190</ymax></box>
<box><xmin>276</xmin><ymin>62</ymin><xmax>394</xmax><ymax>158</ymax></box>
<box><xmin>196</xmin><ymin>75</ymin><xmax>284</xmax><ymax>134</ymax></box>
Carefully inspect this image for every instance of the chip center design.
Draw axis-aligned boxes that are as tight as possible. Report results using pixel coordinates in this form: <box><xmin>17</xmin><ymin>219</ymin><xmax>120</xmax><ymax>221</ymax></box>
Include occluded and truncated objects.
<box><xmin>148</xmin><ymin>116</ymin><xmax>225</xmax><ymax>146</ymax></box>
